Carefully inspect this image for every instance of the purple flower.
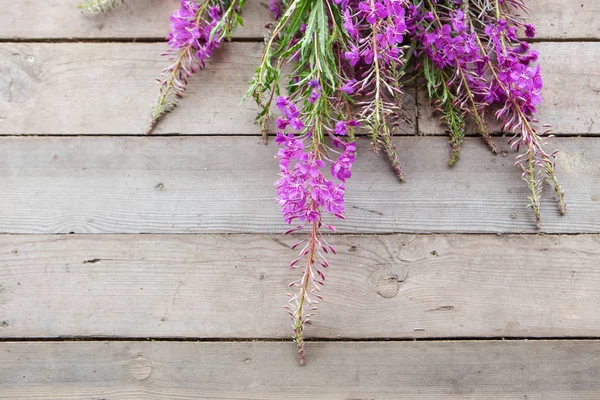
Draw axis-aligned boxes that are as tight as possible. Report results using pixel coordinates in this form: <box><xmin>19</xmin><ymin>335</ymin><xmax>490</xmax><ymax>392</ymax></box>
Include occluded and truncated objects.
<box><xmin>339</xmin><ymin>79</ymin><xmax>357</xmax><ymax>95</ymax></box>
<box><xmin>451</xmin><ymin>10</ymin><xmax>466</xmax><ymax>32</ymax></box>
<box><xmin>361</xmin><ymin>47</ymin><xmax>375</xmax><ymax>64</ymax></box>
<box><xmin>269</xmin><ymin>0</ymin><xmax>282</xmax><ymax>19</ymax></box>
<box><xmin>334</xmin><ymin>121</ymin><xmax>347</xmax><ymax>136</ymax></box>
<box><xmin>343</xmin><ymin>9</ymin><xmax>359</xmax><ymax>39</ymax></box>
<box><xmin>276</xmin><ymin>96</ymin><xmax>290</xmax><ymax>110</ymax></box>
<box><xmin>274</xmin><ymin>97</ymin><xmax>355</xmax><ymax>225</ymax></box>
<box><xmin>524</xmin><ymin>24</ymin><xmax>536</xmax><ymax>38</ymax></box>
<box><xmin>359</xmin><ymin>1</ymin><xmax>387</xmax><ymax>24</ymax></box>
<box><xmin>344</xmin><ymin>45</ymin><xmax>360</xmax><ymax>67</ymax></box>
<box><xmin>276</xmin><ymin>117</ymin><xmax>290</xmax><ymax>130</ymax></box>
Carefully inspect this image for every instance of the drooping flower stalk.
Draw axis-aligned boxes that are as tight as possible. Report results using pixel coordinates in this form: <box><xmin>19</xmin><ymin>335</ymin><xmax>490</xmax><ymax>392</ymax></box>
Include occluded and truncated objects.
<box><xmin>340</xmin><ymin>0</ymin><xmax>410</xmax><ymax>182</ymax></box>
<box><xmin>77</xmin><ymin>0</ymin><xmax>120</xmax><ymax>12</ymax></box>
<box><xmin>422</xmin><ymin>56</ymin><xmax>466</xmax><ymax>166</ymax></box>
<box><xmin>467</xmin><ymin>0</ymin><xmax>566</xmax><ymax>224</ymax></box>
<box><xmin>414</xmin><ymin>0</ymin><xmax>498</xmax><ymax>160</ymax></box>
<box><xmin>276</xmin><ymin>94</ymin><xmax>357</xmax><ymax>364</ymax></box>
<box><xmin>146</xmin><ymin>0</ymin><xmax>245</xmax><ymax>134</ymax></box>
<box><xmin>249</xmin><ymin>0</ymin><xmax>357</xmax><ymax>364</ymax></box>
<box><xmin>409</xmin><ymin>0</ymin><xmax>564</xmax><ymax>226</ymax></box>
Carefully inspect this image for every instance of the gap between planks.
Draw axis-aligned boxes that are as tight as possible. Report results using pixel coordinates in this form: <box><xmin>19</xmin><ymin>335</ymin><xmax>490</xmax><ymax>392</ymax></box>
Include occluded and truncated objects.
<box><xmin>1</xmin><ymin>336</ymin><xmax>600</xmax><ymax>343</ymax></box>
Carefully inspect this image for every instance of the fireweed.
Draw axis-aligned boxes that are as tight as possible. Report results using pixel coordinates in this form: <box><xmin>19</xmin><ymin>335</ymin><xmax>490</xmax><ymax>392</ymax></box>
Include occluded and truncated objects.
<box><xmin>82</xmin><ymin>0</ymin><xmax>566</xmax><ymax>363</ymax></box>
<box><xmin>340</xmin><ymin>0</ymin><xmax>410</xmax><ymax>181</ymax></box>
<box><xmin>147</xmin><ymin>0</ymin><xmax>246</xmax><ymax>133</ymax></box>
<box><xmin>247</xmin><ymin>0</ymin><xmax>358</xmax><ymax>364</ymax></box>
<box><xmin>409</xmin><ymin>0</ymin><xmax>566</xmax><ymax>227</ymax></box>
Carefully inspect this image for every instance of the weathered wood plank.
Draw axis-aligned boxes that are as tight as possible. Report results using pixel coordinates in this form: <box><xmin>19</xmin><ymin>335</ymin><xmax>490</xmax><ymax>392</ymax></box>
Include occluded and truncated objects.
<box><xmin>0</xmin><ymin>43</ymin><xmax>273</xmax><ymax>136</ymax></box>
<box><xmin>0</xmin><ymin>0</ymin><xmax>597</xmax><ymax>40</ymax></box>
<box><xmin>526</xmin><ymin>0</ymin><xmax>600</xmax><ymax>40</ymax></box>
<box><xmin>1</xmin><ymin>42</ymin><xmax>596</xmax><ymax>136</ymax></box>
<box><xmin>417</xmin><ymin>42</ymin><xmax>600</xmax><ymax>136</ymax></box>
<box><xmin>0</xmin><ymin>341</ymin><xmax>598</xmax><ymax>399</ymax></box>
<box><xmin>0</xmin><ymin>0</ymin><xmax>271</xmax><ymax>39</ymax></box>
<box><xmin>1</xmin><ymin>234</ymin><xmax>599</xmax><ymax>339</ymax></box>
<box><xmin>0</xmin><ymin>136</ymin><xmax>597</xmax><ymax>234</ymax></box>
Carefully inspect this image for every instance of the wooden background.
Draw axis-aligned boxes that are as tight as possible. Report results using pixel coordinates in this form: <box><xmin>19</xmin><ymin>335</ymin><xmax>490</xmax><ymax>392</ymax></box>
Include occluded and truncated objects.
<box><xmin>1</xmin><ymin>1</ymin><xmax>600</xmax><ymax>398</ymax></box>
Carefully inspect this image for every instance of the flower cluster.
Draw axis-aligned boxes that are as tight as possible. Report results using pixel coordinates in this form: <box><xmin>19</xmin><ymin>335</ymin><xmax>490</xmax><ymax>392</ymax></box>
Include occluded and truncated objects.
<box><xmin>274</xmin><ymin>94</ymin><xmax>357</xmax><ymax>365</ymax></box>
<box><xmin>486</xmin><ymin>20</ymin><xmax>542</xmax><ymax>114</ymax></box>
<box><xmin>409</xmin><ymin>0</ymin><xmax>565</xmax><ymax>225</ymax></box>
<box><xmin>251</xmin><ymin>0</ymin><xmax>565</xmax><ymax>363</ymax></box>
<box><xmin>167</xmin><ymin>2</ymin><xmax>221</xmax><ymax>58</ymax></box>
<box><xmin>147</xmin><ymin>0</ymin><xmax>245</xmax><ymax>134</ymax></box>
<box><xmin>342</xmin><ymin>0</ymin><xmax>407</xmax><ymax>67</ymax></box>
<box><xmin>338</xmin><ymin>0</ymin><xmax>409</xmax><ymax>181</ymax></box>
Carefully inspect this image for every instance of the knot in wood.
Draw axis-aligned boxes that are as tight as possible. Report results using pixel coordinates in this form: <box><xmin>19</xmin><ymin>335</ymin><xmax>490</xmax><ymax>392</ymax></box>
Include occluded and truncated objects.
<box><xmin>368</xmin><ymin>264</ymin><xmax>408</xmax><ymax>299</ymax></box>
<box><xmin>128</xmin><ymin>355</ymin><xmax>153</xmax><ymax>381</ymax></box>
<box><xmin>1</xmin><ymin>53</ymin><xmax>37</xmax><ymax>104</ymax></box>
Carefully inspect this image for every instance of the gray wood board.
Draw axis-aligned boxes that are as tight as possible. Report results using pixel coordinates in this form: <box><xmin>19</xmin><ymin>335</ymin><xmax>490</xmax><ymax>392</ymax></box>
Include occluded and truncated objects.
<box><xmin>0</xmin><ymin>136</ymin><xmax>597</xmax><ymax>234</ymax></box>
<box><xmin>0</xmin><ymin>340</ymin><xmax>599</xmax><ymax>399</ymax></box>
<box><xmin>0</xmin><ymin>0</ymin><xmax>597</xmax><ymax>40</ymax></box>
<box><xmin>1</xmin><ymin>234</ymin><xmax>599</xmax><ymax>339</ymax></box>
<box><xmin>1</xmin><ymin>42</ymin><xmax>597</xmax><ymax>135</ymax></box>
<box><xmin>0</xmin><ymin>43</ymin><xmax>278</xmax><ymax>136</ymax></box>
<box><xmin>0</xmin><ymin>0</ymin><xmax>271</xmax><ymax>39</ymax></box>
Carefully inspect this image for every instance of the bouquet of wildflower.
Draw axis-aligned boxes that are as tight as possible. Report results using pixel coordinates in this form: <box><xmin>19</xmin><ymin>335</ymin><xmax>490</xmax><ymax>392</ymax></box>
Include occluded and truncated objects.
<box><xmin>80</xmin><ymin>0</ymin><xmax>566</xmax><ymax>364</ymax></box>
<box><xmin>408</xmin><ymin>0</ymin><xmax>565</xmax><ymax>226</ymax></box>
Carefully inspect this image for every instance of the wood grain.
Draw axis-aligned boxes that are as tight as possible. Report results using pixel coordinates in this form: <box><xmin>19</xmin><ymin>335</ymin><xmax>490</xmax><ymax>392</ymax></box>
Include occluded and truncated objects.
<box><xmin>0</xmin><ymin>340</ymin><xmax>598</xmax><ymax>399</ymax></box>
<box><xmin>1</xmin><ymin>42</ymin><xmax>597</xmax><ymax>135</ymax></box>
<box><xmin>526</xmin><ymin>0</ymin><xmax>600</xmax><ymax>40</ymax></box>
<box><xmin>0</xmin><ymin>43</ymin><xmax>275</xmax><ymax>136</ymax></box>
<box><xmin>0</xmin><ymin>0</ymin><xmax>597</xmax><ymax>40</ymax></box>
<box><xmin>1</xmin><ymin>234</ymin><xmax>599</xmax><ymax>338</ymax></box>
<box><xmin>0</xmin><ymin>136</ymin><xmax>597</xmax><ymax>234</ymax></box>
<box><xmin>0</xmin><ymin>0</ymin><xmax>271</xmax><ymax>40</ymax></box>
<box><xmin>418</xmin><ymin>43</ymin><xmax>600</xmax><ymax>136</ymax></box>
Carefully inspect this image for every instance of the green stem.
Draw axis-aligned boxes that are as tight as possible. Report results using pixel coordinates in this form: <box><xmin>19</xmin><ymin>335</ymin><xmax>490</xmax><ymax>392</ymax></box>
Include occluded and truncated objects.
<box><xmin>526</xmin><ymin>151</ymin><xmax>542</xmax><ymax>229</ymax></box>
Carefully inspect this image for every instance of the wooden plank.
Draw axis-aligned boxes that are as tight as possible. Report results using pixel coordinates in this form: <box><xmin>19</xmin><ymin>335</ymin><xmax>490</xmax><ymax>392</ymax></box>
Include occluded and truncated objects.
<box><xmin>0</xmin><ymin>0</ymin><xmax>597</xmax><ymax>40</ymax></box>
<box><xmin>0</xmin><ymin>340</ymin><xmax>598</xmax><ymax>399</ymax></box>
<box><xmin>0</xmin><ymin>0</ymin><xmax>271</xmax><ymax>39</ymax></box>
<box><xmin>417</xmin><ymin>42</ymin><xmax>600</xmax><ymax>136</ymax></box>
<box><xmin>0</xmin><ymin>136</ymin><xmax>597</xmax><ymax>234</ymax></box>
<box><xmin>1</xmin><ymin>43</ymin><xmax>596</xmax><ymax>136</ymax></box>
<box><xmin>1</xmin><ymin>234</ymin><xmax>600</xmax><ymax>338</ymax></box>
<box><xmin>526</xmin><ymin>0</ymin><xmax>600</xmax><ymax>40</ymax></box>
<box><xmin>0</xmin><ymin>43</ymin><xmax>273</xmax><ymax>136</ymax></box>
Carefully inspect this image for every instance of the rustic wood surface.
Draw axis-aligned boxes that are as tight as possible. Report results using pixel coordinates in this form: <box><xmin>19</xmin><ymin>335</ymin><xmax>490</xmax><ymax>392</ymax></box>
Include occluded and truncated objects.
<box><xmin>1</xmin><ymin>42</ymin><xmax>598</xmax><ymax>135</ymax></box>
<box><xmin>1</xmin><ymin>234</ymin><xmax>599</xmax><ymax>339</ymax></box>
<box><xmin>0</xmin><ymin>0</ymin><xmax>598</xmax><ymax>39</ymax></box>
<box><xmin>0</xmin><ymin>136</ymin><xmax>597</xmax><ymax>234</ymax></box>
<box><xmin>1</xmin><ymin>340</ymin><xmax>599</xmax><ymax>399</ymax></box>
<box><xmin>0</xmin><ymin>0</ymin><xmax>271</xmax><ymax>39</ymax></box>
<box><xmin>2</xmin><ymin>0</ymin><xmax>600</xmax><ymax>397</ymax></box>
